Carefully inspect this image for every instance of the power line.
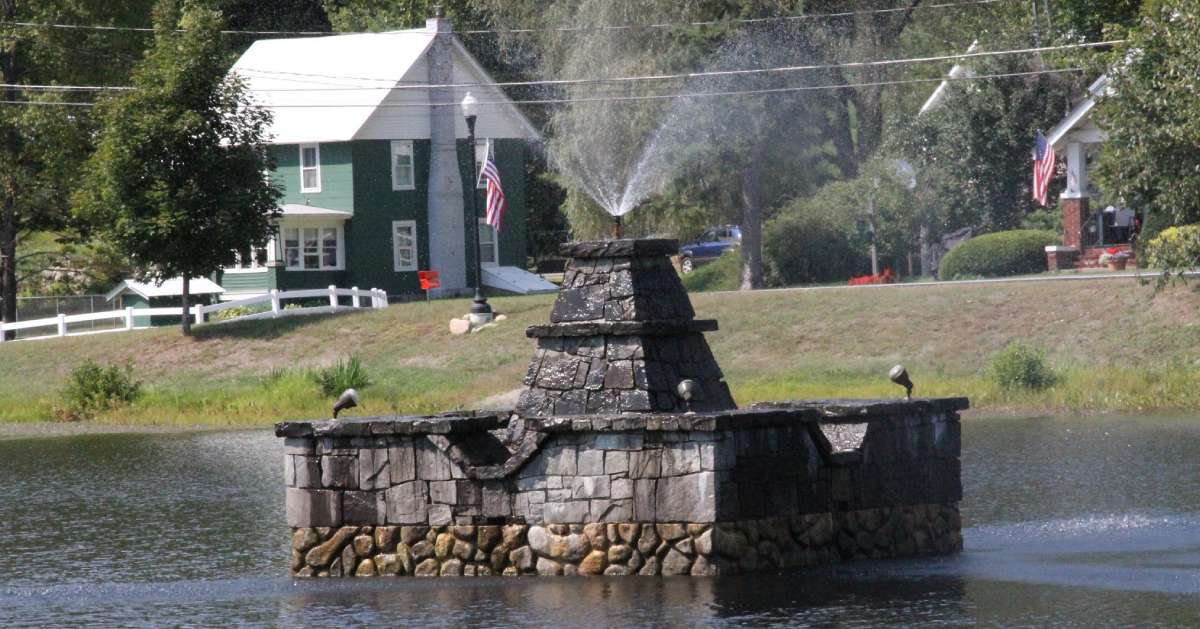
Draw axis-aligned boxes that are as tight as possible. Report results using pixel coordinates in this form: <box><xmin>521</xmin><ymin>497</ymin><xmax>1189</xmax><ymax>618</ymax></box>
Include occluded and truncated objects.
<box><xmin>0</xmin><ymin>0</ymin><xmax>1015</xmax><ymax>38</ymax></box>
<box><xmin>235</xmin><ymin>40</ymin><xmax>1122</xmax><ymax>91</ymax></box>
<box><xmin>0</xmin><ymin>68</ymin><xmax>1086</xmax><ymax>110</ymax></box>
<box><xmin>0</xmin><ymin>39</ymin><xmax>1116</xmax><ymax>96</ymax></box>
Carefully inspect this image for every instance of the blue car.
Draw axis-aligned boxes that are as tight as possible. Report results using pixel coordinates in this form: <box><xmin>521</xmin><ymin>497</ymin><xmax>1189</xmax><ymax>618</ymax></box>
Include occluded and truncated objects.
<box><xmin>678</xmin><ymin>226</ymin><xmax>742</xmax><ymax>274</ymax></box>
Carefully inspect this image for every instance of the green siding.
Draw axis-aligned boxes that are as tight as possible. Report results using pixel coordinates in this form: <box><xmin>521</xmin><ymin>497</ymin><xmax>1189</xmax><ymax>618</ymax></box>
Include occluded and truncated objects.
<box><xmin>274</xmin><ymin>269</ymin><xmax>348</xmax><ymax>292</ymax></box>
<box><xmin>218</xmin><ymin>271</ymin><xmax>270</xmax><ymax>294</ymax></box>
<box><xmin>459</xmin><ymin>138</ymin><xmax>530</xmax><ymax>287</ymax></box>
<box><xmin>266</xmin><ymin>137</ymin><xmax>529</xmax><ymax>296</ymax></box>
<box><xmin>271</xmin><ymin>142</ymin><xmax>355</xmax><ymax>211</ymax></box>
<box><xmin>345</xmin><ymin>140</ymin><xmax>433</xmax><ymax>297</ymax></box>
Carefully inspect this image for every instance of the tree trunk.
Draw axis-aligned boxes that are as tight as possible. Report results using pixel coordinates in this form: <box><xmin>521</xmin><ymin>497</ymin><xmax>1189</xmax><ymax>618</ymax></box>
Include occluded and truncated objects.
<box><xmin>1</xmin><ymin>0</ymin><xmax>19</xmax><ymax>341</ymax></box>
<box><xmin>0</xmin><ymin>198</ymin><xmax>14</xmax><ymax>341</ymax></box>
<box><xmin>180</xmin><ymin>275</ymin><xmax>191</xmax><ymax>336</ymax></box>
<box><xmin>739</xmin><ymin>165</ymin><xmax>763</xmax><ymax>291</ymax></box>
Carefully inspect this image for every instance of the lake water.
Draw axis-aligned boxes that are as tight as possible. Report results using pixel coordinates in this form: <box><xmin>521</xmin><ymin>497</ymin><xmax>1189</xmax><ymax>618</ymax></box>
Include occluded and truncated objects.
<box><xmin>1</xmin><ymin>414</ymin><xmax>1198</xmax><ymax>627</ymax></box>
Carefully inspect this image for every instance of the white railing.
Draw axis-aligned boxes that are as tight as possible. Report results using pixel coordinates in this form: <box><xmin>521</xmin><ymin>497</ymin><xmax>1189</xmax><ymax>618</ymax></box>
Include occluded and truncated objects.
<box><xmin>0</xmin><ymin>285</ymin><xmax>388</xmax><ymax>343</ymax></box>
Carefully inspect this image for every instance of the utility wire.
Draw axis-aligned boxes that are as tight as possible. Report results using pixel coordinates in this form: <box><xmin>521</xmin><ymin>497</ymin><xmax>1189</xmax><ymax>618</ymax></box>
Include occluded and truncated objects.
<box><xmin>0</xmin><ymin>39</ymin><xmax>1117</xmax><ymax>97</ymax></box>
<box><xmin>0</xmin><ymin>0</ymin><xmax>1013</xmax><ymax>38</ymax></box>
<box><xmin>235</xmin><ymin>40</ymin><xmax>1122</xmax><ymax>91</ymax></box>
<box><xmin>0</xmin><ymin>67</ymin><xmax>1086</xmax><ymax>109</ymax></box>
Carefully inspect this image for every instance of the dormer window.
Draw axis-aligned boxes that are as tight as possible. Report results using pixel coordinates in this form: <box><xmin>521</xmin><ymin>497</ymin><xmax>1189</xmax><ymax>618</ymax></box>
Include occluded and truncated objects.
<box><xmin>300</xmin><ymin>144</ymin><xmax>321</xmax><ymax>193</ymax></box>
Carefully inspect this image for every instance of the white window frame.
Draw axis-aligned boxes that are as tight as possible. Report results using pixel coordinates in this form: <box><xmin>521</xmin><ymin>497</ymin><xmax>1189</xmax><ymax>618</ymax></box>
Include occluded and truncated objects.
<box><xmin>474</xmin><ymin>140</ymin><xmax>488</xmax><ymax>189</ymax></box>
<box><xmin>299</xmin><ymin>143</ymin><xmax>321</xmax><ymax>193</ymax></box>
<box><xmin>478</xmin><ymin>218</ymin><xmax>499</xmax><ymax>267</ymax></box>
<box><xmin>224</xmin><ymin>246</ymin><xmax>271</xmax><ymax>274</ymax></box>
<box><xmin>282</xmin><ymin>224</ymin><xmax>344</xmax><ymax>271</ymax></box>
<box><xmin>392</xmin><ymin>220</ymin><xmax>419</xmax><ymax>272</ymax></box>
<box><xmin>391</xmin><ymin>140</ymin><xmax>415</xmax><ymax>191</ymax></box>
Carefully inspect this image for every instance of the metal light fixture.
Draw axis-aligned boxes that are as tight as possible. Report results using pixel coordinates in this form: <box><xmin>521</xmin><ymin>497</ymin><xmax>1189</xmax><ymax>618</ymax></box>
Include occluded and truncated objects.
<box><xmin>332</xmin><ymin>388</ymin><xmax>360</xmax><ymax>419</ymax></box>
<box><xmin>461</xmin><ymin>91</ymin><xmax>491</xmax><ymax>317</ymax></box>
<box><xmin>676</xmin><ymin>379</ymin><xmax>701</xmax><ymax>414</ymax></box>
<box><xmin>888</xmin><ymin>365</ymin><xmax>913</xmax><ymax>399</ymax></box>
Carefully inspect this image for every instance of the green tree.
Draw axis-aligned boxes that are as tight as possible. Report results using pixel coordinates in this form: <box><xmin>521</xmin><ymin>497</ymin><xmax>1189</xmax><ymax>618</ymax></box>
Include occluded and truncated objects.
<box><xmin>75</xmin><ymin>1</ymin><xmax>281</xmax><ymax>335</ymax></box>
<box><xmin>1093</xmin><ymin>0</ymin><xmax>1200</xmax><ymax>232</ymax></box>
<box><xmin>1</xmin><ymin>0</ymin><xmax>153</xmax><ymax>338</ymax></box>
<box><xmin>889</xmin><ymin>54</ymin><xmax>1080</xmax><ymax>241</ymax></box>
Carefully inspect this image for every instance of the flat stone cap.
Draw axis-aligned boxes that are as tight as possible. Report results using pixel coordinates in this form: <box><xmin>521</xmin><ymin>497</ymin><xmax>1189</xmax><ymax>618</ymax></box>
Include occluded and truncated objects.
<box><xmin>559</xmin><ymin>239</ymin><xmax>678</xmax><ymax>258</ymax></box>
<box><xmin>750</xmin><ymin>397</ymin><xmax>970</xmax><ymax>419</ymax></box>
<box><xmin>275</xmin><ymin>411</ymin><xmax>503</xmax><ymax>438</ymax></box>
<box><xmin>527</xmin><ymin>318</ymin><xmax>718</xmax><ymax>338</ymax></box>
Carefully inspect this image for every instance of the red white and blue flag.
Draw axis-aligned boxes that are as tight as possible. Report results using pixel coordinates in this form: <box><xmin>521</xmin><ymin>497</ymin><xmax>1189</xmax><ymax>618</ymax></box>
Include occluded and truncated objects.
<box><xmin>1032</xmin><ymin>131</ymin><xmax>1055</xmax><ymax>206</ymax></box>
<box><xmin>479</xmin><ymin>140</ymin><xmax>507</xmax><ymax>231</ymax></box>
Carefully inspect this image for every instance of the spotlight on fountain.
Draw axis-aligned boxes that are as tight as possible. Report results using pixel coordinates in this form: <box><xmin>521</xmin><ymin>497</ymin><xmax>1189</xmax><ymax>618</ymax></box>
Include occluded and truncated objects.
<box><xmin>332</xmin><ymin>388</ymin><xmax>360</xmax><ymax>419</ymax></box>
<box><xmin>889</xmin><ymin>365</ymin><xmax>913</xmax><ymax>399</ymax></box>
<box><xmin>677</xmin><ymin>379</ymin><xmax>700</xmax><ymax>414</ymax></box>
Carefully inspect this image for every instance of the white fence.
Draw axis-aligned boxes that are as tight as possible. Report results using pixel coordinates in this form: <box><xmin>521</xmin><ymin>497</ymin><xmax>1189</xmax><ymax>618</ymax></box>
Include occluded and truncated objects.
<box><xmin>0</xmin><ymin>286</ymin><xmax>388</xmax><ymax>343</ymax></box>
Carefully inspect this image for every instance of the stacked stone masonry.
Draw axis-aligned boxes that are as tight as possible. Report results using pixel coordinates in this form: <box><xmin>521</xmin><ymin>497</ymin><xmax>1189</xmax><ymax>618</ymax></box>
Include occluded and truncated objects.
<box><xmin>292</xmin><ymin>504</ymin><xmax>962</xmax><ymax>577</ymax></box>
<box><xmin>516</xmin><ymin>238</ymin><xmax>736</xmax><ymax>417</ymax></box>
<box><xmin>280</xmin><ymin>399</ymin><xmax>966</xmax><ymax>577</ymax></box>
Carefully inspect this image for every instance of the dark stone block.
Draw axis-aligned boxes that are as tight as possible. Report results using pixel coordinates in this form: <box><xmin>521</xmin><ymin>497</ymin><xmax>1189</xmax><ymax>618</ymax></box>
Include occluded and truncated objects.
<box><xmin>343</xmin><ymin>490</ymin><xmax>386</xmax><ymax>525</ymax></box>
<box><xmin>553</xmin><ymin>390</ymin><xmax>588</xmax><ymax>415</ymax></box>
<box><xmin>618</xmin><ymin>390</ymin><xmax>652</xmax><ymax>412</ymax></box>
<box><xmin>536</xmin><ymin>356</ymin><xmax>582</xmax><ymax>391</ymax></box>
<box><xmin>604</xmin><ymin>360</ymin><xmax>635</xmax><ymax>389</ymax></box>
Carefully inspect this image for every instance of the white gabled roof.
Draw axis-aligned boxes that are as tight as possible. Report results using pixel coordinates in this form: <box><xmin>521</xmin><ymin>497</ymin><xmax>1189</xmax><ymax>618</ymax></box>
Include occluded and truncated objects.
<box><xmin>1047</xmin><ymin>75</ymin><xmax>1110</xmax><ymax>150</ymax></box>
<box><xmin>230</xmin><ymin>25</ymin><xmax>539</xmax><ymax>144</ymax></box>
<box><xmin>105</xmin><ymin>277</ymin><xmax>226</xmax><ymax>302</ymax></box>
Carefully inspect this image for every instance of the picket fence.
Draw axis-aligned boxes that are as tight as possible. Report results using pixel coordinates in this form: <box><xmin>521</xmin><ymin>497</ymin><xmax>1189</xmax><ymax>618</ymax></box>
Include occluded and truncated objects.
<box><xmin>0</xmin><ymin>286</ymin><xmax>388</xmax><ymax>343</ymax></box>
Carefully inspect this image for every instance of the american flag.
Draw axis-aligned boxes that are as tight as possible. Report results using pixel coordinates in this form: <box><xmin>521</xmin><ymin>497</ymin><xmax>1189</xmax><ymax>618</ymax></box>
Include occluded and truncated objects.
<box><xmin>480</xmin><ymin>140</ymin><xmax>507</xmax><ymax>231</ymax></box>
<box><xmin>1032</xmin><ymin>131</ymin><xmax>1055</xmax><ymax>206</ymax></box>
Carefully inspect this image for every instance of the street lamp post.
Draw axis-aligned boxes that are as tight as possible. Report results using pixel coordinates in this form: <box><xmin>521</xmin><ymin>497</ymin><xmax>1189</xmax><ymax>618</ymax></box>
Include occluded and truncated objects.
<box><xmin>461</xmin><ymin>92</ymin><xmax>491</xmax><ymax>318</ymax></box>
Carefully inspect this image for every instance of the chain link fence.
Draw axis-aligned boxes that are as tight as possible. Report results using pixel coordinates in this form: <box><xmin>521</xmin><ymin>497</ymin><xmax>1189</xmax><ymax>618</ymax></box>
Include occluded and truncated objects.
<box><xmin>10</xmin><ymin>295</ymin><xmax>118</xmax><ymax>338</ymax></box>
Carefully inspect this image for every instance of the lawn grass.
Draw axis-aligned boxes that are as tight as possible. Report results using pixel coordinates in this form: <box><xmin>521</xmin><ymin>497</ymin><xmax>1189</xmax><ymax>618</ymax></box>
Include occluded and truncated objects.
<box><xmin>2</xmin><ymin>275</ymin><xmax>1198</xmax><ymax>425</ymax></box>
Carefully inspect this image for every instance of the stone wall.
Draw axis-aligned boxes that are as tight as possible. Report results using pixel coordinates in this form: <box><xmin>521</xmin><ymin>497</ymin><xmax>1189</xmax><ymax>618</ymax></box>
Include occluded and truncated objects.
<box><xmin>278</xmin><ymin>399</ymin><xmax>966</xmax><ymax>577</ymax></box>
<box><xmin>291</xmin><ymin>504</ymin><xmax>961</xmax><ymax>577</ymax></box>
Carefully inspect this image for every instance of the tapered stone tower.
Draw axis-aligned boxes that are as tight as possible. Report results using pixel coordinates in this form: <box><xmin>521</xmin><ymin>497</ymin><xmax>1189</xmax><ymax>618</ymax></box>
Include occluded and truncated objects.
<box><xmin>515</xmin><ymin>239</ymin><xmax>737</xmax><ymax>417</ymax></box>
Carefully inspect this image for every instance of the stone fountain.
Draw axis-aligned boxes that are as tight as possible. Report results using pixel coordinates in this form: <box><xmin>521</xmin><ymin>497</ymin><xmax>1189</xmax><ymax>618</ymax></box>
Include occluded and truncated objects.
<box><xmin>276</xmin><ymin>240</ymin><xmax>967</xmax><ymax>577</ymax></box>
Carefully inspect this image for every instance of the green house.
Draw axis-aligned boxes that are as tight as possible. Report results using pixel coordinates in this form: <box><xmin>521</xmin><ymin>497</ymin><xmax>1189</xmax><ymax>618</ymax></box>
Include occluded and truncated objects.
<box><xmin>219</xmin><ymin>17</ymin><xmax>553</xmax><ymax>300</ymax></box>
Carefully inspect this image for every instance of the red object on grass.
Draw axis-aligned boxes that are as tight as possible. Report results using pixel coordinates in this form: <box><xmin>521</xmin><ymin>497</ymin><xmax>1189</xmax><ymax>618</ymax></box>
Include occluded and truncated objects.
<box><xmin>847</xmin><ymin>268</ymin><xmax>896</xmax><ymax>286</ymax></box>
<box><xmin>418</xmin><ymin>270</ymin><xmax>440</xmax><ymax>291</ymax></box>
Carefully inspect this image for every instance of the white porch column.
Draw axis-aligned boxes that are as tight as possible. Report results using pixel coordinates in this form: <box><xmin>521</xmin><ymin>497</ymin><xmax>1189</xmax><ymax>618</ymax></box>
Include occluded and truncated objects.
<box><xmin>1062</xmin><ymin>141</ymin><xmax>1088</xmax><ymax>199</ymax></box>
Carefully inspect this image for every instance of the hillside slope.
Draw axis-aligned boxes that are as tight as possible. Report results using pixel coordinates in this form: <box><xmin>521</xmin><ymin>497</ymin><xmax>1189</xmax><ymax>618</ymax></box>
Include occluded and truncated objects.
<box><xmin>2</xmin><ymin>276</ymin><xmax>1197</xmax><ymax>424</ymax></box>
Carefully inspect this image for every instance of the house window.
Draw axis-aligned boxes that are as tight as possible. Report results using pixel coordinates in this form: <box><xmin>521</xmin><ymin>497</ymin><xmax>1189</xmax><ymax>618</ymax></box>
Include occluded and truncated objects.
<box><xmin>391</xmin><ymin>140</ymin><xmax>415</xmax><ymax>190</ymax></box>
<box><xmin>227</xmin><ymin>246</ymin><xmax>268</xmax><ymax>272</ymax></box>
<box><xmin>282</xmin><ymin>225</ymin><xmax>342</xmax><ymax>270</ymax></box>
<box><xmin>474</xmin><ymin>140</ymin><xmax>488</xmax><ymax>189</ymax></box>
<box><xmin>393</xmin><ymin>220</ymin><xmax>418</xmax><ymax>272</ymax></box>
<box><xmin>300</xmin><ymin>144</ymin><xmax>321</xmax><ymax>193</ymax></box>
<box><xmin>478</xmin><ymin>219</ymin><xmax>498</xmax><ymax>266</ymax></box>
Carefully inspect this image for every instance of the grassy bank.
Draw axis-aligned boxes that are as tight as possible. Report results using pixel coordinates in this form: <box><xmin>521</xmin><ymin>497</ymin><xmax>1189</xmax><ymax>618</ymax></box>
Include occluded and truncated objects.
<box><xmin>2</xmin><ymin>276</ymin><xmax>1198</xmax><ymax>425</ymax></box>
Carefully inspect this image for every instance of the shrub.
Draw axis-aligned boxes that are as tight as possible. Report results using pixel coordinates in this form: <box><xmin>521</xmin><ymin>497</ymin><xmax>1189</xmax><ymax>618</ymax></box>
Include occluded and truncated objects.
<box><xmin>1143</xmin><ymin>224</ymin><xmax>1200</xmax><ymax>277</ymax></box>
<box><xmin>938</xmin><ymin>229</ymin><xmax>1057</xmax><ymax>280</ymax></box>
<box><xmin>57</xmin><ymin>359</ymin><xmax>141</xmax><ymax>420</ymax></box>
<box><xmin>681</xmin><ymin>250</ymin><xmax>741</xmax><ymax>292</ymax></box>
<box><xmin>211</xmin><ymin>304</ymin><xmax>270</xmax><ymax>321</ymax></box>
<box><xmin>987</xmin><ymin>342</ymin><xmax>1057</xmax><ymax>391</ymax></box>
<box><xmin>764</xmin><ymin>212</ymin><xmax>867</xmax><ymax>286</ymax></box>
<box><xmin>310</xmin><ymin>356</ymin><xmax>372</xmax><ymax>398</ymax></box>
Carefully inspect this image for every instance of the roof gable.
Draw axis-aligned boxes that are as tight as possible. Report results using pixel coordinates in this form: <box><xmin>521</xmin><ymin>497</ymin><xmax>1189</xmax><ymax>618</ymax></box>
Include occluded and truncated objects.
<box><xmin>230</xmin><ymin>28</ymin><xmax>538</xmax><ymax>144</ymax></box>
